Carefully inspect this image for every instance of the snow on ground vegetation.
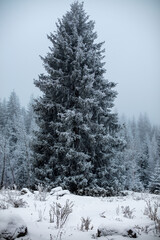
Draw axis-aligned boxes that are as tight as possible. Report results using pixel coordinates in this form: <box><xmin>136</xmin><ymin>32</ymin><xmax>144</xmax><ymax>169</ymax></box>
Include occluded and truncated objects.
<box><xmin>0</xmin><ymin>186</ymin><xmax>160</xmax><ymax>240</ymax></box>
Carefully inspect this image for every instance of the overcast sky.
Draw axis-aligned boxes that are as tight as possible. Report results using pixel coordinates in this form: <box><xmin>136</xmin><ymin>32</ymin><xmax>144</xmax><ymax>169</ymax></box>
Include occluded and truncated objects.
<box><xmin>0</xmin><ymin>0</ymin><xmax>160</xmax><ymax>125</ymax></box>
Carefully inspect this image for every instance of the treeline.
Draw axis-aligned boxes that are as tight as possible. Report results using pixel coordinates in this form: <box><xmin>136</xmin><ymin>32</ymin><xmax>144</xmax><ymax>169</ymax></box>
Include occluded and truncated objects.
<box><xmin>119</xmin><ymin>114</ymin><xmax>160</xmax><ymax>193</ymax></box>
<box><xmin>0</xmin><ymin>91</ymin><xmax>35</xmax><ymax>189</ymax></box>
<box><xmin>0</xmin><ymin>91</ymin><xmax>159</xmax><ymax>194</ymax></box>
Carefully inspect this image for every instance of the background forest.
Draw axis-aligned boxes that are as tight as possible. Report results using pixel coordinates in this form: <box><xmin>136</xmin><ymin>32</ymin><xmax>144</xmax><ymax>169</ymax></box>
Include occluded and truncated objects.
<box><xmin>0</xmin><ymin>91</ymin><xmax>160</xmax><ymax>195</ymax></box>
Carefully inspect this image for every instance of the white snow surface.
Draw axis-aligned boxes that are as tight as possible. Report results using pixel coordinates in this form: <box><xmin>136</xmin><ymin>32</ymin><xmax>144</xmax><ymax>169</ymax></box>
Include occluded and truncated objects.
<box><xmin>50</xmin><ymin>188</ymin><xmax>70</xmax><ymax>196</ymax></box>
<box><xmin>50</xmin><ymin>186</ymin><xmax>63</xmax><ymax>195</ymax></box>
<box><xmin>0</xmin><ymin>212</ymin><xmax>26</xmax><ymax>232</ymax></box>
<box><xmin>0</xmin><ymin>189</ymin><xmax>160</xmax><ymax>240</ymax></box>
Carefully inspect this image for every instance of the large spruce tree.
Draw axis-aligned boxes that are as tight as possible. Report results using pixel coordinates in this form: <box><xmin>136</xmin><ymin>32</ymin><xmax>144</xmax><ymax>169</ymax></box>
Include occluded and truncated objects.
<box><xmin>33</xmin><ymin>2</ymin><xmax>124</xmax><ymax>196</ymax></box>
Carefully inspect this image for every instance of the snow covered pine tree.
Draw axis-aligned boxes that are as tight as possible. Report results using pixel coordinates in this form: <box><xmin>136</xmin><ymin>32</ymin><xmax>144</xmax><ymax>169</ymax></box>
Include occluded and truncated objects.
<box><xmin>33</xmin><ymin>2</ymin><xmax>124</xmax><ymax>196</ymax></box>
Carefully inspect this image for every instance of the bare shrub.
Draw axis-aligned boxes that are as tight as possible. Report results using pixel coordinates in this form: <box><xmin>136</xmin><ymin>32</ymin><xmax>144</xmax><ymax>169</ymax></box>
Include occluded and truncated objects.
<box><xmin>0</xmin><ymin>201</ymin><xmax>8</xmax><ymax>209</ymax></box>
<box><xmin>144</xmin><ymin>200</ymin><xmax>160</xmax><ymax>235</ymax></box>
<box><xmin>49</xmin><ymin>199</ymin><xmax>73</xmax><ymax>228</ymax></box>
<box><xmin>50</xmin><ymin>230</ymin><xmax>64</xmax><ymax>240</ymax></box>
<box><xmin>3</xmin><ymin>189</ymin><xmax>27</xmax><ymax>208</ymax></box>
<box><xmin>144</xmin><ymin>200</ymin><xmax>158</xmax><ymax>221</ymax></box>
<box><xmin>134</xmin><ymin>225</ymin><xmax>151</xmax><ymax>235</ymax></box>
<box><xmin>49</xmin><ymin>200</ymin><xmax>73</xmax><ymax>240</ymax></box>
<box><xmin>80</xmin><ymin>217</ymin><xmax>92</xmax><ymax>231</ymax></box>
<box><xmin>121</xmin><ymin>206</ymin><xmax>135</xmax><ymax>219</ymax></box>
<box><xmin>9</xmin><ymin>197</ymin><xmax>27</xmax><ymax>208</ymax></box>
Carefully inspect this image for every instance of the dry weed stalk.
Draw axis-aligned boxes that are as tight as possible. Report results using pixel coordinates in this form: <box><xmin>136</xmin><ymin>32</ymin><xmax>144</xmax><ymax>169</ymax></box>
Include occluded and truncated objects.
<box><xmin>121</xmin><ymin>206</ymin><xmax>135</xmax><ymax>219</ymax></box>
<box><xmin>49</xmin><ymin>199</ymin><xmax>73</xmax><ymax>228</ymax></box>
<box><xmin>144</xmin><ymin>200</ymin><xmax>160</xmax><ymax>235</ymax></box>
<box><xmin>80</xmin><ymin>217</ymin><xmax>92</xmax><ymax>231</ymax></box>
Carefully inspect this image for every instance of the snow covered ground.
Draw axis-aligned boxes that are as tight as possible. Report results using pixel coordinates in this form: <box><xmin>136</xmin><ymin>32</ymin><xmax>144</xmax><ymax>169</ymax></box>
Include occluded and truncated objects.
<box><xmin>0</xmin><ymin>188</ymin><xmax>160</xmax><ymax>240</ymax></box>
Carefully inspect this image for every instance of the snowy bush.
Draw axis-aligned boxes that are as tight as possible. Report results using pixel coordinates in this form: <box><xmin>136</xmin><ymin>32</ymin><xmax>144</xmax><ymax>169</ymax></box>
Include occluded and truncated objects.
<box><xmin>9</xmin><ymin>197</ymin><xmax>27</xmax><ymax>208</ymax></box>
<box><xmin>2</xmin><ymin>189</ymin><xmax>27</xmax><ymax>208</ymax></box>
<box><xmin>0</xmin><ymin>201</ymin><xmax>8</xmax><ymax>209</ymax></box>
<box><xmin>49</xmin><ymin>199</ymin><xmax>73</xmax><ymax>228</ymax></box>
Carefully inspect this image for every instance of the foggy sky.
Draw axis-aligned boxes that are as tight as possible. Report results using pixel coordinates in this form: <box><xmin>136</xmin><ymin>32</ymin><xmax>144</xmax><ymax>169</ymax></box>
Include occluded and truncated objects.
<box><xmin>0</xmin><ymin>0</ymin><xmax>160</xmax><ymax>125</ymax></box>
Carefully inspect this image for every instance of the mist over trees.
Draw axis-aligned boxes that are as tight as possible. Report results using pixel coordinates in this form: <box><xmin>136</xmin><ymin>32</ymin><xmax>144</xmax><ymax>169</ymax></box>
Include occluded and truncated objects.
<box><xmin>119</xmin><ymin>114</ymin><xmax>160</xmax><ymax>193</ymax></box>
<box><xmin>0</xmin><ymin>2</ymin><xmax>160</xmax><ymax>196</ymax></box>
<box><xmin>0</xmin><ymin>91</ymin><xmax>160</xmax><ymax>194</ymax></box>
<box><xmin>0</xmin><ymin>91</ymin><xmax>35</xmax><ymax>189</ymax></box>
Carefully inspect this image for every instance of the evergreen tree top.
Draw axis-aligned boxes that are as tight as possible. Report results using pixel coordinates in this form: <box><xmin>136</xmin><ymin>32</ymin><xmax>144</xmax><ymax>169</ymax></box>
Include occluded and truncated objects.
<box><xmin>34</xmin><ymin>1</ymin><xmax>116</xmax><ymax>106</ymax></box>
<box><xmin>51</xmin><ymin>1</ymin><xmax>97</xmax><ymax>42</ymax></box>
